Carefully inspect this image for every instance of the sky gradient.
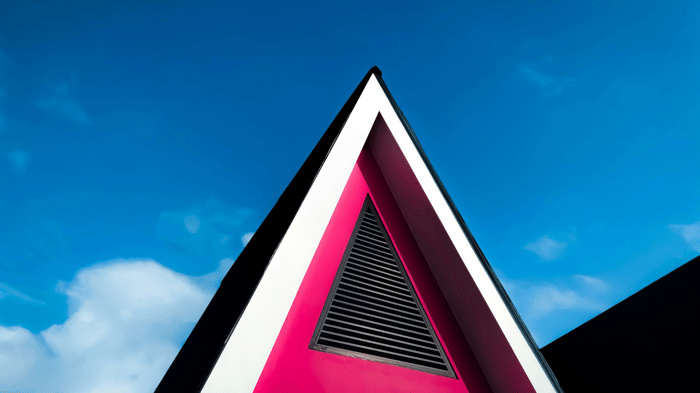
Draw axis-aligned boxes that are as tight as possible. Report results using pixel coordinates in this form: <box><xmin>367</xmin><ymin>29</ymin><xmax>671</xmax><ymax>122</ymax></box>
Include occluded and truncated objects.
<box><xmin>1</xmin><ymin>1</ymin><xmax>699</xmax><ymax>391</ymax></box>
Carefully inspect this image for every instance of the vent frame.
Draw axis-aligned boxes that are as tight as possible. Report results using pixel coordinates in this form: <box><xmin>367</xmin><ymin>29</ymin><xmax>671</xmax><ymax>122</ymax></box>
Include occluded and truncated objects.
<box><xmin>309</xmin><ymin>195</ymin><xmax>456</xmax><ymax>378</ymax></box>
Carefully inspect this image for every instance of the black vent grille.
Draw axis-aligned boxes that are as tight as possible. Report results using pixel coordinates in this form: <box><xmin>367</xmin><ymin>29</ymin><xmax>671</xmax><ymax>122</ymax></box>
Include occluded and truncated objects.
<box><xmin>310</xmin><ymin>196</ymin><xmax>455</xmax><ymax>377</ymax></box>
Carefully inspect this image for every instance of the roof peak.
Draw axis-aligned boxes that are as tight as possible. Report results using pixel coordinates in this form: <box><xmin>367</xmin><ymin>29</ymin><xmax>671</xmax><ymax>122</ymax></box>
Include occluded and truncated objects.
<box><xmin>368</xmin><ymin>65</ymin><xmax>382</xmax><ymax>77</ymax></box>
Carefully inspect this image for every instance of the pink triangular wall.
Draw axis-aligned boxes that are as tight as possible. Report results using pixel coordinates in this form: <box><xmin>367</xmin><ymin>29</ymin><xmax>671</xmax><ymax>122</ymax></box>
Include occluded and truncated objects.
<box><xmin>253</xmin><ymin>146</ymin><xmax>492</xmax><ymax>393</ymax></box>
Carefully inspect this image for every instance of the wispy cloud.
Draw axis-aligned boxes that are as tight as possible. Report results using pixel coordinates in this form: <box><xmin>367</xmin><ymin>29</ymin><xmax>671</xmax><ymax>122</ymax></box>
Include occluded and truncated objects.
<box><xmin>518</xmin><ymin>62</ymin><xmax>572</xmax><ymax>97</ymax></box>
<box><xmin>574</xmin><ymin>274</ymin><xmax>611</xmax><ymax>292</ymax></box>
<box><xmin>669</xmin><ymin>221</ymin><xmax>700</xmax><ymax>252</ymax></box>
<box><xmin>241</xmin><ymin>232</ymin><xmax>254</xmax><ymax>246</ymax></box>
<box><xmin>520</xmin><ymin>65</ymin><xmax>554</xmax><ymax>86</ymax></box>
<box><xmin>184</xmin><ymin>214</ymin><xmax>201</xmax><ymax>234</ymax></box>
<box><xmin>524</xmin><ymin>234</ymin><xmax>569</xmax><ymax>261</ymax></box>
<box><xmin>0</xmin><ymin>282</ymin><xmax>43</xmax><ymax>304</ymax></box>
<box><xmin>528</xmin><ymin>284</ymin><xmax>602</xmax><ymax>315</ymax></box>
<box><xmin>6</xmin><ymin>150</ymin><xmax>30</xmax><ymax>175</ymax></box>
<box><xmin>35</xmin><ymin>83</ymin><xmax>92</xmax><ymax>125</ymax></box>
<box><xmin>502</xmin><ymin>274</ymin><xmax>612</xmax><ymax>345</ymax></box>
<box><xmin>155</xmin><ymin>198</ymin><xmax>255</xmax><ymax>259</ymax></box>
<box><xmin>504</xmin><ymin>275</ymin><xmax>611</xmax><ymax>319</ymax></box>
<box><xmin>0</xmin><ymin>258</ymin><xmax>222</xmax><ymax>392</ymax></box>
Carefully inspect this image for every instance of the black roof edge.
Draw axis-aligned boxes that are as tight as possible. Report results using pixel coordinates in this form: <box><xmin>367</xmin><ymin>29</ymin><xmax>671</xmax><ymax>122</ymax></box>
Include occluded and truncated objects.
<box><xmin>542</xmin><ymin>253</ymin><xmax>700</xmax><ymax>348</ymax></box>
<box><xmin>373</xmin><ymin>74</ymin><xmax>565</xmax><ymax>393</ymax></box>
<box><xmin>154</xmin><ymin>67</ymin><xmax>380</xmax><ymax>393</ymax></box>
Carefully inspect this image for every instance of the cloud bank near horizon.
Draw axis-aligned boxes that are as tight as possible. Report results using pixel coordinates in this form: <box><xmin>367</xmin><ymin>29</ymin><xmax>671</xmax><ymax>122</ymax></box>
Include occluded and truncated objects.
<box><xmin>0</xmin><ymin>258</ymin><xmax>229</xmax><ymax>393</ymax></box>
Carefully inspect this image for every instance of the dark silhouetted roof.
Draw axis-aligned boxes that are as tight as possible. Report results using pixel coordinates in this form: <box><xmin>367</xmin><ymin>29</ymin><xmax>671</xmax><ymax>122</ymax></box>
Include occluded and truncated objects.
<box><xmin>542</xmin><ymin>254</ymin><xmax>700</xmax><ymax>392</ymax></box>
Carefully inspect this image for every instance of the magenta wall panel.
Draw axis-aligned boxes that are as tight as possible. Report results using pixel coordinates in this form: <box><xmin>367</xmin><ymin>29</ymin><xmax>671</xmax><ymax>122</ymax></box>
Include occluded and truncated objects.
<box><xmin>253</xmin><ymin>148</ymin><xmax>492</xmax><ymax>393</ymax></box>
<box><xmin>357</xmin><ymin>149</ymin><xmax>493</xmax><ymax>393</ymax></box>
<box><xmin>366</xmin><ymin>116</ymin><xmax>535</xmax><ymax>392</ymax></box>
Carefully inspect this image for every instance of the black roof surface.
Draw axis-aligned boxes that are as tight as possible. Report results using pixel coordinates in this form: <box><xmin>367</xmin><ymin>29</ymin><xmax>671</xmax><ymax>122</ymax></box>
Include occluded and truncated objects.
<box><xmin>155</xmin><ymin>67</ymin><xmax>562</xmax><ymax>392</ymax></box>
<box><xmin>541</xmin><ymin>254</ymin><xmax>700</xmax><ymax>392</ymax></box>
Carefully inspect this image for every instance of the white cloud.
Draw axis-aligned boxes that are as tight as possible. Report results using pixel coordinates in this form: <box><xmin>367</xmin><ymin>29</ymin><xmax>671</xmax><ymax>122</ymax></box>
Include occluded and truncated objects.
<box><xmin>183</xmin><ymin>214</ymin><xmax>200</xmax><ymax>234</ymax></box>
<box><xmin>524</xmin><ymin>235</ymin><xmax>568</xmax><ymax>261</ymax></box>
<box><xmin>574</xmin><ymin>274</ymin><xmax>610</xmax><ymax>292</ymax></box>
<box><xmin>36</xmin><ymin>83</ymin><xmax>92</xmax><ymax>125</ymax></box>
<box><xmin>241</xmin><ymin>232</ymin><xmax>254</xmax><ymax>246</ymax></box>
<box><xmin>0</xmin><ymin>282</ymin><xmax>43</xmax><ymax>304</ymax></box>
<box><xmin>0</xmin><ymin>258</ymin><xmax>224</xmax><ymax>393</ymax></box>
<box><xmin>502</xmin><ymin>274</ymin><xmax>611</xmax><ymax>345</ymax></box>
<box><xmin>504</xmin><ymin>275</ymin><xmax>610</xmax><ymax>320</ymax></box>
<box><xmin>6</xmin><ymin>150</ymin><xmax>30</xmax><ymax>175</ymax></box>
<box><xmin>195</xmin><ymin>257</ymin><xmax>235</xmax><ymax>291</ymax></box>
<box><xmin>669</xmin><ymin>221</ymin><xmax>700</xmax><ymax>252</ymax></box>
<box><xmin>529</xmin><ymin>284</ymin><xmax>605</xmax><ymax>316</ymax></box>
<box><xmin>0</xmin><ymin>325</ymin><xmax>49</xmax><ymax>390</ymax></box>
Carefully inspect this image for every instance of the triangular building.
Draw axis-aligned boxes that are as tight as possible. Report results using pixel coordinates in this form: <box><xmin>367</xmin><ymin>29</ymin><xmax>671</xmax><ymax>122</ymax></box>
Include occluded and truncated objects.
<box><xmin>155</xmin><ymin>67</ymin><xmax>563</xmax><ymax>393</ymax></box>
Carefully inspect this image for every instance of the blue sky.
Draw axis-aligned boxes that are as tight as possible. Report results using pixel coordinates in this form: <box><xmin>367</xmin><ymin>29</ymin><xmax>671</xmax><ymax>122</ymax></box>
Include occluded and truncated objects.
<box><xmin>1</xmin><ymin>0</ymin><xmax>699</xmax><ymax>391</ymax></box>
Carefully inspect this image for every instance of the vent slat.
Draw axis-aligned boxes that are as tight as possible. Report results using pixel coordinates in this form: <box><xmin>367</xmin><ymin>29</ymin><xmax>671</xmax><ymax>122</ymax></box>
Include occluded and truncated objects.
<box><xmin>334</xmin><ymin>291</ymin><xmax>424</xmax><ymax>320</ymax></box>
<box><xmin>318</xmin><ymin>330</ymin><xmax>445</xmax><ymax>360</ymax></box>
<box><xmin>354</xmin><ymin>240</ymin><xmax>397</xmax><ymax>260</ymax></box>
<box><xmin>348</xmin><ymin>252</ymin><xmax>402</xmax><ymax>273</ymax></box>
<box><xmin>337</xmin><ymin>281</ymin><xmax>417</xmax><ymax>308</ymax></box>
<box><xmin>332</xmin><ymin>298</ymin><xmax>425</xmax><ymax>325</ymax></box>
<box><xmin>335</xmin><ymin>287</ymin><xmax>423</xmax><ymax>316</ymax></box>
<box><xmin>344</xmin><ymin>262</ymin><xmax>407</xmax><ymax>286</ymax></box>
<box><xmin>324</xmin><ymin>317</ymin><xmax>439</xmax><ymax>347</ymax></box>
<box><xmin>354</xmin><ymin>233</ymin><xmax>395</xmax><ymax>251</ymax></box>
<box><xmin>311</xmin><ymin>198</ymin><xmax>454</xmax><ymax>377</ymax></box>
<box><xmin>341</xmin><ymin>270</ymin><xmax>413</xmax><ymax>298</ymax></box>
<box><xmin>320</xmin><ymin>323</ymin><xmax>441</xmax><ymax>353</ymax></box>
<box><xmin>345</xmin><ymin>263</ymin><xmax>412</xmax><ymax>290</ymax></box>
<box><xmin>339</xmin><ymin>275</ymin><xmax>415</xmax><ymax>303</ymax></box>
<box><xmin>357</xmin><ymin>227</ymin><xmax>386</xmax><ymax>242</ymax></box>
<box><xmin>329</xmin><ymin>305</ymin><xmax>431</xmax><ymax>333</ymax></box>
<box><xmin>353</xmin><ymin>241</ymin><xmax>398</xmax><ymax>262</ymax></box>
<box><xmin>345</xmin><ymin>262</ymin><xmax>405</xmax><ymax>285</ymax></box>
<box><xmin>359</xmin><ymin>219</ymin><xmax>382</xmax><ymax>231</ymax></box>
<box><xmin>361</xmin><ymin>221</ymin><xmax>384</xmax><ymax>234</ymax></box>
<box><xmin>355</xmin><ymin>234</ymin><xmax>396</xmax><ymax>255</ymax></box>
<box><xmin>352</xmin><ymin>243</ymin><xmax>398</xmax><ymax>264</ymax></box>
<box><xmin>356</xmin><ymin>228</ymin><xmax>386</xmax><ymax>243</ymax></box>
<box><xmin>316</xmin><ymin>337</ymin><xmax>449</xmax><ymax>371</ymax></box>
<box><xmin>325</xmin><ymin>311</ymin><xmax>433</xmax><ymax>340</ymax></box>
<box><xmin>350</xmin><ymin>249</ymin><xmax>398</xmax><ymax>269</ymax></box>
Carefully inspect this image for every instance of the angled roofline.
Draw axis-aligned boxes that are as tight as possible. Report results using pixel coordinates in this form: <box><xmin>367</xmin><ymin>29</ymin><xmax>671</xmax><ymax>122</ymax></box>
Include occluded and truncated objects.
<box><xmin>372</xmin><ymin>74</ymin><xmax>563</xmax><ymax>393</ymax></box>
<box><xmin>155</xmin><ymin>67</ymin><xmax>381</xmax><ymax>393</ymax></box>
<box><xmin>541</xmin><ymin>254</ymin><xmax>700</xmax><ymax>391</ymax></box>
<box><xmin>156</xmin><ymin>66</ymin><xmax>562</xmax><ymax>392</ymax></box>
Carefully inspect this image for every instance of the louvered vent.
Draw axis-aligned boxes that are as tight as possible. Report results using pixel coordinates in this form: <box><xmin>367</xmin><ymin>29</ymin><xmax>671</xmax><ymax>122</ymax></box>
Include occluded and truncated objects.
<box><xmin>310</xmin><ymin>196</ymin><xmax>455</xmax><ymax>377</ymax></box>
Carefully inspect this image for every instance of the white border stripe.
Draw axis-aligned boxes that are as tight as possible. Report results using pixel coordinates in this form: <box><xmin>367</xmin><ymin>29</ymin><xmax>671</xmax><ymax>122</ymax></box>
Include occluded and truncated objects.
<box><xmin>201</xmin><ymin>76</ymin><xmax>385</xmax><ymax>393</ymax></box>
